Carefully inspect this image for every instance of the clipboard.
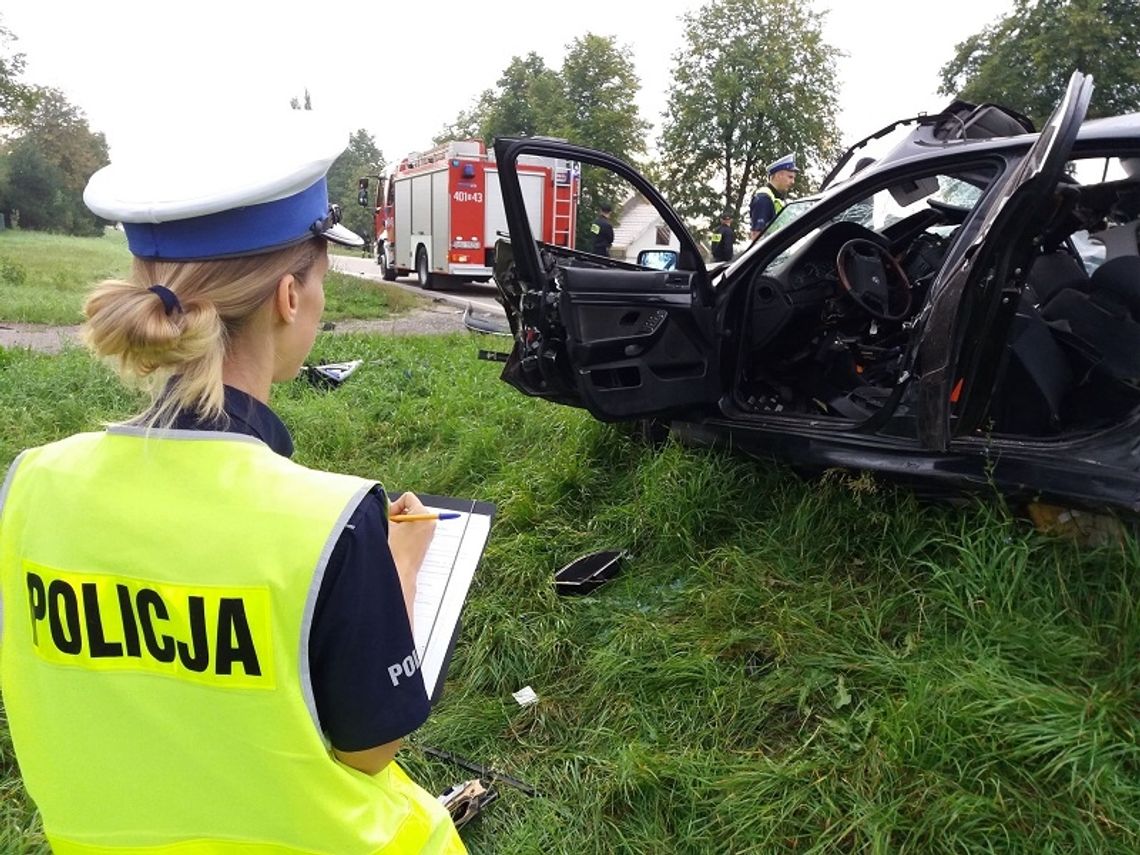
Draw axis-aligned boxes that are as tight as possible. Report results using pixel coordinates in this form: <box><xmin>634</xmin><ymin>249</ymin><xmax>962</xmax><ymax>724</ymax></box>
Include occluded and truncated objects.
<box><xmin>389</xmin><ymin>493</ymin><xmax>495</xmax><ymax>704</ymax></box>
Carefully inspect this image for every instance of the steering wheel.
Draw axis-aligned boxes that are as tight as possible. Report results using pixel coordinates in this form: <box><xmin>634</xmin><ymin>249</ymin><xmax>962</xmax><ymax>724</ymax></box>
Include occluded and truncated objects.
<box><xmin>835</xmin><ymin>238</ymin><xmax>912</xmax><ymax>322</ymax></box>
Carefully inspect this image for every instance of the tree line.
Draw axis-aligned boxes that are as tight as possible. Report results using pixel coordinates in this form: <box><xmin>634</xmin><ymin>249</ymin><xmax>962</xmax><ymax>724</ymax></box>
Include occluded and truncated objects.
<box><xmin>438</xmin><ymin>0</ymin><xmax>1140</xmax><ymax>239</ymax></box>
<box><xmin>0</xmin><ymin>23</ymin><xmax>108</xmax><ymax>236</ymax></box>
<box><xmin>3</xmin><ymin>0</ymin><xmax>1140</xmax><ymax>242</ymax></box>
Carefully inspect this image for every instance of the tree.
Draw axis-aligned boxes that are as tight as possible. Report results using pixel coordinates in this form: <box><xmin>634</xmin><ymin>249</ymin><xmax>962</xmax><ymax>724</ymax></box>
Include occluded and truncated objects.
<box><xmin>0</xmin><ymin>19</ymin><xmax>39</xmax><ymax>123</ymax></box>
<box><xmin>558</xmin><ymin>34</ymin><xmax>650</xmax><ymax>249</ymax></box>
<box><xmin>482</xmin><ymin>53</ymin><xmax>569</xmax><ymax>143</ymax></box>
<box><xmin>559</xmin><ymin>34</ymin><xmax>648</xmax><ymax>156</ymax></box>
<box><xmin>437</xmin><ymin>34</ymin><xmax>651</xmax><ymax>249</ymax></box>
<box><xmin>939</xmin><ymin>0</ymin><xmax>1140</xmax><ymax>127</ymax></box>
<box><xmin>2</xmin><ymin>144</ymin><xmax>68</xmax><ymax>231</ymax></box>
<box><xmin>289</xmin><ymin>89</ymin><xmax>313</xmax><ymax>111</ymax></box>
<box><xmin>435</xmin><ymin>53</ymin><xmax>570</xmax><ymax>147</ymax></box>
<box><xmin>433</xmin><ymin>89</ymin><xmax>495</xmax><ymax>146</ymax></box>
<box><xmin>326</xmin><ymin>128</ymin><xmax>385</xmax><ymax>247</ymax></box>
<box><xmin>655</xmin><ymin>0</ymin><xmax>841</xmax><ymax>233</ymax></box>
<box><xmin>1</xmin><ymin>87</ymin><xmax>108</xmax><ymax>235</ymax></box>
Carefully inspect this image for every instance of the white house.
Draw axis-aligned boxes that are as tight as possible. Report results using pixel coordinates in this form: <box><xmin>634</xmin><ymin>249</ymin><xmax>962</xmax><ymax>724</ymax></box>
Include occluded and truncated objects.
<box><xmin>611</xmin><ymin>192</ymin><xmax>680</xmax><ymax>262</ymax></box>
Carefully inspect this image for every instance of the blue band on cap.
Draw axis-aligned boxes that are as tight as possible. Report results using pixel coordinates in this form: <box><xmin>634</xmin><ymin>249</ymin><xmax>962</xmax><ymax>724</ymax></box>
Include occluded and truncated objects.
<box><xmin>123</xmin><ymin>178</ymin><xmax>329</xmax><ymax>260</ymax></box>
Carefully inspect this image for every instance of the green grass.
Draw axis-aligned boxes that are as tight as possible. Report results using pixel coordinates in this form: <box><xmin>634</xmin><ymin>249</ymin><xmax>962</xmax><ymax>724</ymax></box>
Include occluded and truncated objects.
<box><xmin>328</xmin><ymin>242</ymin><xmax>374</xmax><ymax>258</ymax></box>
<box><xmin>1</xmin><ymin>336</ymin><xmax>1138</xmax><ymax>853</ymax></box>
<box><xmin>0</xmin><ymin>230</ymin><xmax>421</xmax><ymax>325</ymax></box>
<box><xmin>321</xmin><ymin>269</ymin><xmax>421</xmax><ymax>321</ymax></box>
<box><xmin>0</xmin><ymin>229</ymin><xmax>132</xmax><ymax>324</ymax></box>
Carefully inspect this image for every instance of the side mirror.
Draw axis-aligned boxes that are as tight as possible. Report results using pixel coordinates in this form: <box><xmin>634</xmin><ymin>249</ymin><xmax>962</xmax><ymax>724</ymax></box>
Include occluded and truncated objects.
<box><xmin>637</xmin><ymin>249</ymin><xmax>678</xmax><ymax>271</ymax></box>
<box><xmin>357</xmin><ymin>178</ymin><xmax>369</xmax><ymax>208</ymax></box>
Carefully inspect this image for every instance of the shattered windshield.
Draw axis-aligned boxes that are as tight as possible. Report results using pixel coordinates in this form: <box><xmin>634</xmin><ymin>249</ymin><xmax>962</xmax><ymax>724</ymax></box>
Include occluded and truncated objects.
<box><xmin>764</xmin><ymin>172</ymin><xmax>990</xmax><ymax>274</ymax></box>
<box><xmin>764</xmin><ymin>197</ymin><xmax>818</xmax><ymax>237</ymax></box>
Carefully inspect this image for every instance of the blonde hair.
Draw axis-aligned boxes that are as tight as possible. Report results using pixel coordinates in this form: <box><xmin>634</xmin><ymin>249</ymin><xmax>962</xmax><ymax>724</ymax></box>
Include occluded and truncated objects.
<box><xmin>82</xmin><ymin>238</ymin><xmax>325</xmax><ymax>427</ymax></box>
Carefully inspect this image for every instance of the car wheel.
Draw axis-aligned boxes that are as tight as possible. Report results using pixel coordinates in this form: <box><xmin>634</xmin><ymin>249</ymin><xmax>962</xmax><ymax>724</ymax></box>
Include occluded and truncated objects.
<box><xmin>379</xmin><ymin>245</ymin><xmax>397</xmax><ymax>281</ymax></box>
<box><xmin>415</xmin><ymin>246</ymin><xmax>436</xmax><ymax>290</ymax></box>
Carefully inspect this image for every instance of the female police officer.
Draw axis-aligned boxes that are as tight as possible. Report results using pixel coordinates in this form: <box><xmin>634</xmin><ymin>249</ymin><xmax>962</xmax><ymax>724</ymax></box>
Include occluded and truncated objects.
<box><xmin>0</xmin><ymin>112</ymin><xmax>466</xmax><ymax>853</ymax></box>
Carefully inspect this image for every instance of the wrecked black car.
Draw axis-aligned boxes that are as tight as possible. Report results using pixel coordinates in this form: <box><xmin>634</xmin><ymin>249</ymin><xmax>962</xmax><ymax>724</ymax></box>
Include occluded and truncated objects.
<box><xmin>490</xmin><ymin>72</ymin><xmax>1140</xmax><ymax>514</ymax></box>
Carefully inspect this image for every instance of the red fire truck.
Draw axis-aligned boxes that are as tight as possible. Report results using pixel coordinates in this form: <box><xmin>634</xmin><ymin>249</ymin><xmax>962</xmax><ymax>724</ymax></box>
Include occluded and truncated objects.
<box><xmin>363</xmin><ymin>139</ymin><xmax>578</xmax><ymax>289</ymax></box>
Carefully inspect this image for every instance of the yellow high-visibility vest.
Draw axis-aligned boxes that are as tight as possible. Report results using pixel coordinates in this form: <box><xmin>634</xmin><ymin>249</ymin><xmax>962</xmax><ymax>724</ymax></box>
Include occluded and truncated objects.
<box><xmin>758</xmin><ymin>185</ymin><xmax>786</xmax><ymax>217</ymax></box>
<box><xmin>0</xmin><ymin>427</ymin><xmax>465</xmax><ymax>854</ymax></box>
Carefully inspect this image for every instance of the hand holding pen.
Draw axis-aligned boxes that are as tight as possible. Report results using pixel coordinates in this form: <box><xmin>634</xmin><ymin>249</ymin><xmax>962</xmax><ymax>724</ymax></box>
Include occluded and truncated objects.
<box><xmin>388</xmin><ymin>491</ymin><xmax>437</xmax><ymax>618</ymax></box>
<box><xmin>389</xmin><ymin>491</ymin><xmax>460</xmax><ymax>523</ymax></box>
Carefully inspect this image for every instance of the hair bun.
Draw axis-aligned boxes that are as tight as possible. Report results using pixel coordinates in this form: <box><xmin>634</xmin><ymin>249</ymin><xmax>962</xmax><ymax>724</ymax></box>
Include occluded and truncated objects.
<box><xmin>81</xmin><ymin>280</ymin><xmax>220</xmax><ymax>381</ymax></box>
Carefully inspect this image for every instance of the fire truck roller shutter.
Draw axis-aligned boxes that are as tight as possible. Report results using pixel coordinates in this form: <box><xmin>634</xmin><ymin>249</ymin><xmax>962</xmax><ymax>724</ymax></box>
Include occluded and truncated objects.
<box><xmin>485</xmin><ymin>170</ymin><xmax>545</xmax><ymax>247</ymax></box>
<box><xmin>395</xmin><ymin>176</ymin><xmax>413</xmax><ymax>273</ymax></box>
<box><xmin>407</xmin><ymin>171</ymin><xmax>437</xmax><ymax>289</ymax></box>
<box><xmin>431</xmin><ymin>169</ymin><xmax>449</xmax><ymax>283</ymax></box>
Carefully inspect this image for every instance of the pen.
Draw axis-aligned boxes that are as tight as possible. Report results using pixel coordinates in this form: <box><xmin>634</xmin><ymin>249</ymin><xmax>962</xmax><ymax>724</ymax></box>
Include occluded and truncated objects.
<box><xmin>389</xmin><ymin>512</ymin><xmax>461</xmax><ymax>522</ymax></box>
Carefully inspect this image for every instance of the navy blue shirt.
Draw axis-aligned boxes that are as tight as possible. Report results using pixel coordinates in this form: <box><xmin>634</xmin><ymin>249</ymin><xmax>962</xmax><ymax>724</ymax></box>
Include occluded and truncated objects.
<box><xmin>173</xmin><ymin>387</ymin><xmax>430</xmax><ymax>751</ymax></box>
<box><xmin>749</xmin><ymin>184</ymin><xmax>780</xmax><ymax>233</ymax></box>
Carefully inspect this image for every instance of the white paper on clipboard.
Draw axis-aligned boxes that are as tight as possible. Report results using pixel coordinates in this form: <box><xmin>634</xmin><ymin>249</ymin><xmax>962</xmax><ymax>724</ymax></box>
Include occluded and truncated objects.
<box><xmin>406</xmin><ymin>497</ymin><xmax>493</xmax><ymax>701</ymax></box>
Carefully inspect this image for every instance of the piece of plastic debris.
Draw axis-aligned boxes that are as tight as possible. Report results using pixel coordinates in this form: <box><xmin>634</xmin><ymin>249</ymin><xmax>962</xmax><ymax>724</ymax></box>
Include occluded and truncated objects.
<box><xmin>1027</xmin><ymin>502</ymin><xmax>1125</xmax><ymax>547</ymax></box>
<box><xmin>554</xmin><ymin>550</ymin><xmax>624</xmax><ymax>595</ymax></box>
<box><xmin>304</xmin><ymin>359</ymin><xmax>363</xmax><ymax>389</ymax></box>
<box><xmin>512</xmin><ymin>685</ymin><xmax>538</xmax><ymax>707</ymax></box>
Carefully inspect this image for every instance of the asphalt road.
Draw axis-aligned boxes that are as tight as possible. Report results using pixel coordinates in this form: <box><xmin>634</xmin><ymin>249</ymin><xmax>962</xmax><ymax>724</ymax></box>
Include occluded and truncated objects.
<box><xmin>330</xmin><ymin>254</ymin><xmax>506</xmax><ymax>317</ymax></box>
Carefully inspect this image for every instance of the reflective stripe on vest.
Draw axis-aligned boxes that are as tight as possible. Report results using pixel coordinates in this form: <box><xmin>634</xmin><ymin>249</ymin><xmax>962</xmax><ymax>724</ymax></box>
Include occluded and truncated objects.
<box><xmin>0</xmin><ymin>429</ymin><xmax>466</xmax><ymax>854</ymax></box>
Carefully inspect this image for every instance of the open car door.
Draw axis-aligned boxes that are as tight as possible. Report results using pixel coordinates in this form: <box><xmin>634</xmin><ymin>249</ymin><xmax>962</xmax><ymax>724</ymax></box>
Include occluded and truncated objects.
<box><xmin>492</xmin><ymin>137</ymin><xmax>723</xmax><ymax>422</ymax></box>
<box><xmin>915</xmin><ymin>71</ymin><xmax>1094</xmax><ymax>449</ymax></box>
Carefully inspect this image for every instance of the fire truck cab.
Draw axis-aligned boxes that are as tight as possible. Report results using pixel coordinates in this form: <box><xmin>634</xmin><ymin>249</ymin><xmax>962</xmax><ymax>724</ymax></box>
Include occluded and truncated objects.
<box><xmin>362</xmin><ymin>139</ymin><xmax>578</xmax><ymax>289</ymax></box>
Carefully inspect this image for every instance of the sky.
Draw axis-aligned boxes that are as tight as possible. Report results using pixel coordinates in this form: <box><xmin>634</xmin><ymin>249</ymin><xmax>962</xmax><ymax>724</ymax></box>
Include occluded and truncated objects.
<box><xmin>3</xmin><ymin>0</ymin><xmax>1014</xmax><ymax>166</ymax></box>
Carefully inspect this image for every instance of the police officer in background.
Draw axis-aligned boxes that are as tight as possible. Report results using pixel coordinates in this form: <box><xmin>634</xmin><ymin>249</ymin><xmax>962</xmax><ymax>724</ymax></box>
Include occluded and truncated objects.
<box><xmin>749</xmin><ymin>153</ymin><xmax>799</xmax><ymax>240</ymax></box>
<box><xmin>710</xmin><ymin>210</ymin><xmax>736</xmax><ymax>262</ymax></box>
<box><xmin>591</xmin><ymin>200</ymin><xmax>615</xmax><ymax>256</ymax></box>
<box><xmin>0</xmin><ymin>112</ymin><xmax>465</xmax><ymax>854</ymax></box>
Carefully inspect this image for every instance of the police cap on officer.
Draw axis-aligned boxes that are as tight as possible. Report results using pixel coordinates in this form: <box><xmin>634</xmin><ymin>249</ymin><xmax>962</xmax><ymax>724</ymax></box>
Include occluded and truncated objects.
<box><xmin>766</xmin><ymin>153</ymin><xmax>800</xmax><ymax>177</ymax></box>
<box><xmin>84</xmin><ymin>110</ymin><xmax>364</xmax><ymax>261</ymax></box>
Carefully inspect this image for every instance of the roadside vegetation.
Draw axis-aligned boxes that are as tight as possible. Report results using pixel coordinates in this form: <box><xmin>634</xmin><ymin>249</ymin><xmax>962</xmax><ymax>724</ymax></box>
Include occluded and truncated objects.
<box><xmin>0</xmin><ymin>230</ymin><xmax>421</xmax><ymax>325</ymax></box>
<box><xmin>1</xmin><ymin>330</ymin><xmax>1136</xmax><ymax>854</ymax></box>
<box><xmin>0</xmin><ymin>229</ymin><xmax>130</xmax><ymax>324</ymax></box>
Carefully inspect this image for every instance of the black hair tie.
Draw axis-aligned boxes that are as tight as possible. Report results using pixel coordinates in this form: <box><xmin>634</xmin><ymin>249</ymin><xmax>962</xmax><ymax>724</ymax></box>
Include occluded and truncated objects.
<box><xmin>148</xmin><ymin>285</ymin><xmax>183</xmax><ymax>316</ymax></box>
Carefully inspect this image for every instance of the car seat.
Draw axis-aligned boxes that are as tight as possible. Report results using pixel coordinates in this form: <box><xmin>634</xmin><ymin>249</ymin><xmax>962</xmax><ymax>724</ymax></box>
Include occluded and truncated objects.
<box><xmin>993</xmin><ymin>297</ymin><xmax>1077</xmax><ymax>433</ymax></box>
<box><xmin>995</xmin><ymin>248</ymin><xmax>1140</xmax><ymax>435</ymax></box>
<box><xmin>1041</xmin><ymin>255</ymin><xmax>1140</xmax><ymax>379</ymax></box>
<box><xmin>1024</xmin><ymin>250</ymin><xmax>1089</xmax><ymax>307</ymax></box>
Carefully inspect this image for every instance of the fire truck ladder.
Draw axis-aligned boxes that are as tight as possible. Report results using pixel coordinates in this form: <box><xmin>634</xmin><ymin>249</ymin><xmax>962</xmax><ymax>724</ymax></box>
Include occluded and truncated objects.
<box><xmin>552</xmin><ymin>161</ymin><xmax>576</xmax><ymax>248</ymax></box>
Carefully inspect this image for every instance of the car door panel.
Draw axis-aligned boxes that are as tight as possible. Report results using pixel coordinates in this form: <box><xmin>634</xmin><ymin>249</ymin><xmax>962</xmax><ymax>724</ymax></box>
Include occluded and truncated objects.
<box><xmin>557</xmin><ymin>277</ymin><xmax>717</xmax><ymax>417</ymax></box>
<box><xmin>492</xmin><ymin>137</ymin><xmax>722</xmax><ymax>421</ymax></box>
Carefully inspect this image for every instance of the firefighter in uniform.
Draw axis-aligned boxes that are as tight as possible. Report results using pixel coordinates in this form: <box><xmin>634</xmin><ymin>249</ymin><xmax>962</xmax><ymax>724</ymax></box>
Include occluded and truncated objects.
<box><xmin>710</xmin><ymin>210</ymin><xmax>736</xmax><ymax>263</ymax></box>
<box><xmin>0</xmin><ymin>112</ymin><xmax>466</xmax><ymax>854</ymax></box>
<box><xmin>749</xmin><ymin>153</ymin><xmax>799</xmax><ymax>240</ymax></box>
<box><xmin>591</xmin><ymin>200</ymin><xmax>615</xmax><ymax>256</ymax></box>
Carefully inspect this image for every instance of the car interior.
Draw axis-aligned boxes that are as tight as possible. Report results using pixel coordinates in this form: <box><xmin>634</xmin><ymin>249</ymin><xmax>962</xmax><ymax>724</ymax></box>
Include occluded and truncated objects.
<box><xmin>991</xmin><ymin>156</ymin><xmax>1140</xmax><ymax>435</ymax></box>
<box><xmin>734</xmin><ymin>156</ymin><xmax>1140</xmax><ymax>438</ymax></box>
<box><xmin>735</xmin><ymin>167</ymin><xmax>994</xmax><ymax>424</ymax></box>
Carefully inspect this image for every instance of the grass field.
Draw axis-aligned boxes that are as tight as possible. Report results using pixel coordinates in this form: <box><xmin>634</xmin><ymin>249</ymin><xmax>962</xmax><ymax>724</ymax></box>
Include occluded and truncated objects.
<box><xmin>1</xmin><ymin>327</ymin><xmax>1137</xmax><ymax>853</ymax></box>
<box><xmin>0</xmin><ymin>229</ymin><xmax>420</xmax><ymax>324</ymax></box>
<box><xmin>0</xmin><ymin>229</ymin><xmax>132</xmax><ymax>324</ymax></box>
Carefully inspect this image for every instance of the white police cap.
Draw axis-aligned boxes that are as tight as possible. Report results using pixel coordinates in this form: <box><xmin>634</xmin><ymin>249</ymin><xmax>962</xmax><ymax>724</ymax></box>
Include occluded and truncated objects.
<box><xmin>767</xmin><ymin>153</ymin><xmax>799</xmax><ymax>175</ymax></box>
<box><xmin>84</xmin><ymin>110</ymin><xmax>364</xmax><ymax>261</ymax></box>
